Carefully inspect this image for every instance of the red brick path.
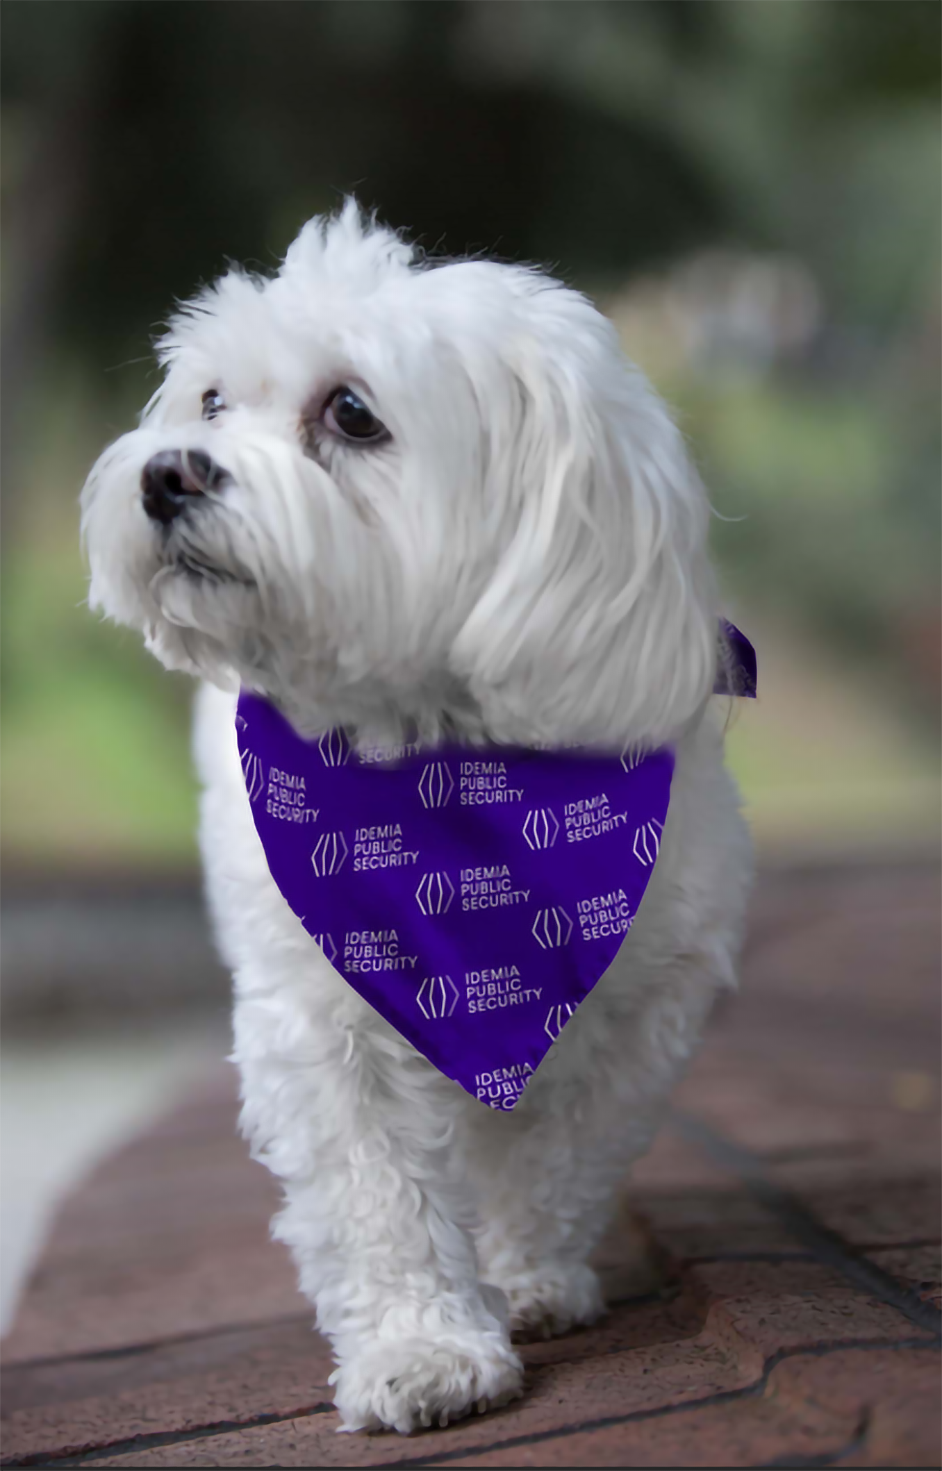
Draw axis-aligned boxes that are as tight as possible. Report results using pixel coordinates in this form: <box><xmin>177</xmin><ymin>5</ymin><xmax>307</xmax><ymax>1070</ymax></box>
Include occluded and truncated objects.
<box><xmin>3</xmin><ymin>864</ymin><xmax>940</xmax><ymax>1467</ymax></box>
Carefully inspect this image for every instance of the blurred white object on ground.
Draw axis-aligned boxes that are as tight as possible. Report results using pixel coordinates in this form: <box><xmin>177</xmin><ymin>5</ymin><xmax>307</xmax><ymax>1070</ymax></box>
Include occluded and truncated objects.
<box><xmin>0</xmin><ymin>1015</ymin><xmax>227</xmax><ymax>1332</ymax></box>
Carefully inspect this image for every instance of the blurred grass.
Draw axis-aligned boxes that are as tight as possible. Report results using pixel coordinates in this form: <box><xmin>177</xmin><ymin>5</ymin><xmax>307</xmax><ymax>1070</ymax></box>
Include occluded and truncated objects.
<box><xmin>2</xmin><ymin>375</ymin><xmax>199</xmax><ymax>865</ymax></box>
<box><xmin>2</xmin><ymin>537</ymin><xmax>198</xmax><ymax>864</ymax></box>
<box><xmin>1</xmin><ymin>348</ymin><xmax>938</xmax><ymax>869</ymax></box>
<box><xmin>691</xmin><ymin>369</ymin><xmax>939</xmax><ymax>855</ymax></box>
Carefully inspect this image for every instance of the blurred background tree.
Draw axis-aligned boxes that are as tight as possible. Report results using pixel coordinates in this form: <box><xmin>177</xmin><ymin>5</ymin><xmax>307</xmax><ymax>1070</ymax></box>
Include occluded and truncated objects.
<box><xmin>2</xmin><ymin>0</ymin><xmax>939</xmax><ymax>865</ymax></box>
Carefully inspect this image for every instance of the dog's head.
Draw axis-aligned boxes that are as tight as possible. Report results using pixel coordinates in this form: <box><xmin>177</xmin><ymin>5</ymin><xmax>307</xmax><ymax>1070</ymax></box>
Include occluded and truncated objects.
<box><xmin>83</xmin><ymin>201</ymin><xmax>717</xmax><ymax>747</ymax></box>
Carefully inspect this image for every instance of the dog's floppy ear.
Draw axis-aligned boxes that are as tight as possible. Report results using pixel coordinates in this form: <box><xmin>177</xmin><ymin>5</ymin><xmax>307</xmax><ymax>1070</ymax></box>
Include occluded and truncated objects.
<box><xmin>450</xmin><ymin>283</ymin><xmax>717</xmax><ymax>749</ymax></box>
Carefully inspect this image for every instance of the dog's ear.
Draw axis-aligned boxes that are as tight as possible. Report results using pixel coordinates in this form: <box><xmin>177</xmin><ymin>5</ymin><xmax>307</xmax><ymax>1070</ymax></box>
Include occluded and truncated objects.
<box><xmin>450</xmin><ymin>285</ymin><xmax>717</xmax><ymax>749</ymax></box>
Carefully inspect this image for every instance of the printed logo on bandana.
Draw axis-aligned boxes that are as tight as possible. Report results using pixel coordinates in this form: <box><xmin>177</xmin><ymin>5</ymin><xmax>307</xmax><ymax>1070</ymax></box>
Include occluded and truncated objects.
<box><xmin>465</xmin><ymin>962</ymin><xmax>543</xmax><ymax>1014</ymax></box>
<box><xmin>522</xmin><ymin>807</ymin><xmax>559</xmax><ymax>850</ymax></box>
<box><xmin>266</xmin><ymin>765</ymin><xmax>319</xmax><ymax>824</ymax></box>
<box><xmin>241</xmin><ymin>750</ymin><xmax>265</xmax><ymax>803</ymax></box>
<box><xmin>475</xmin><ymin>1063</ymin><xmax>535</xmax><ymax>1109</ymax></box>
<box><xmin>319</xmin><ymin>730</ymin><xmax>351</xmax><ymax>767</ymax></box>
<box><xmin>577</xmin><ymin>889</ymin><xmax>633</xmax><ymax>941</ymax></box>
<box><xmin>545</xmin><ymin>1002</ymin><xmax>577</xmax><ymax>1040</ymax></box>
<box><xmin>418</xmin><ymin>762</ymin><xmax>454</xmax><ymax>808</ymax></box>
<box><xmin>311</xmin><ymin>831</ymin><xmax>348</xmax><ymax>876</ymax></box>
<box><xmin>311</xmin><ymin>932</ymin><xmax>338</xmax><ymax>964</ymax></box>
<box><xmin>344</xmin><ymin>928</ymin><xmax>417</xmax><ymax>973</ymax></box>
<box><xmin>236</xmin><ymin>632</ymin><xmax>755</xmax><ymax>1109</ymax></box>
<box><xmin>565</xmin><ymin>794</ymin><xmax>629</xmax><ymax>844</ymax></box>
<box><xmin>459</xmin><ymin>761</ymin><xmax>525</xmax><ymax>806</ymax></box>
<box><xmin>531</xmin><ymin>906</ymin><xmax>573</xmax><ymax>949</ymax></box>
<box><xmin>415</xmin><ymin>871</ymin><xmax>455</xmax><ymax>915</ymax></box>
<box><xmin>417</xmin><ymin>974</ymin><xmax>459</xmax><ymax>1019</ymax></box>
<box><xmin>460</xmin><ymin>864</ymin><xmax>530</xmax><ymax>911</ymax></box>
<box><xmin>353</xmin><ymin>823</ymin><xmax>420</xmax><ymax>871</ymax></box>
<box><xmin>233</xmin><ymin>677</ymin><xmax>727</xmax><ymax>1109</ymax></box>
<box><xmin>633</xmin><ymin>819</ymin><xmax>664</xmax><ymax>867</ymax></box>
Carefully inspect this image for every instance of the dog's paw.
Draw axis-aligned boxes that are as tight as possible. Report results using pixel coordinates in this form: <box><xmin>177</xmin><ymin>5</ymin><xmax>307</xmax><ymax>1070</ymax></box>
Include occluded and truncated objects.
<box><xmin>495</xmin><ymin>1262</ymin><xmax>605</xmax><ymax>1341</ymax></box>
<box><xmin>330</xmin><ymin>1334</ymin><xmax>524</xmax><ymax>1434</ymax></box>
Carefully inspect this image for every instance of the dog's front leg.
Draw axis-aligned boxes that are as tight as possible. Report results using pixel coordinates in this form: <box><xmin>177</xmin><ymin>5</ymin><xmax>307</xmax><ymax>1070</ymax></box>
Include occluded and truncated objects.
<box><xmin>233</xmin><ymin>978</ymin><xmax>522</xmax><ymax>1434</ymax></box>
<box><xmin>469</xmin><ymin>961</ymin><xmax>721</xmax><ymax>1341</ymax></box>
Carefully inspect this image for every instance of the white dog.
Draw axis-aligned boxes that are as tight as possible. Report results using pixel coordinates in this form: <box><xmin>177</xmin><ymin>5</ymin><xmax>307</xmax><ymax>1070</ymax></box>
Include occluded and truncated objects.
<box><xmin>82</xmin><ymin>202</ymin><xmax>752</xmax><ymax>1434</ymax></box>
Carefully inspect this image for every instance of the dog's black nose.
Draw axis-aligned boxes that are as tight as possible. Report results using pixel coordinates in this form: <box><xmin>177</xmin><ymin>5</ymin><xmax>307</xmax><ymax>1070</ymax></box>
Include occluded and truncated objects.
<box><xmin>141</xmin><ymin>450</ymin><xmax>225</xmax><ymax>524</ymax></box>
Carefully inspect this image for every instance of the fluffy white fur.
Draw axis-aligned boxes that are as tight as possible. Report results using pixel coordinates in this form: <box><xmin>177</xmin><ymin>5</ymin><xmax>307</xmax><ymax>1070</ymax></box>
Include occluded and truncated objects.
<box><xmin>82</xmin><ymin>202</ymin><xmax>752</xmax><ymax>1434</ymax></box>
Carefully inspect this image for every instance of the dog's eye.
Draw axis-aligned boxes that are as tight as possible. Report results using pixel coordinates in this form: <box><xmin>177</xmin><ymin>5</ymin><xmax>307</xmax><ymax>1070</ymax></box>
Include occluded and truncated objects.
<box><xmin>322</xmin><ymin>387</ymin><xmax>388</xmax><ymax>443</ymax></box>
<box><xmin>201</xmin><ymin>389</ymin><xmax>226</xmax><ymax>421</ymax></box>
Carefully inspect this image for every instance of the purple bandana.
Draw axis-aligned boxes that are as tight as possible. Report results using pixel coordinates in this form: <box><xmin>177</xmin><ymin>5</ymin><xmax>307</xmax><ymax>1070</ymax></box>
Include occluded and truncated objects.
<box><xmin>236</xmin><ymin>623</ymin><xmax>755</xmax><ymax>1110</ymax></box>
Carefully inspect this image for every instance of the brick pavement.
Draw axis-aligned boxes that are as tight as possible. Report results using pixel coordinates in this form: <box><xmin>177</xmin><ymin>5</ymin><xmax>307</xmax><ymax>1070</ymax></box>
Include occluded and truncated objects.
<box><xmin>2</xmin><ymin>863</ymin><xmax>940</xmax><ymax>1468</ymax></box>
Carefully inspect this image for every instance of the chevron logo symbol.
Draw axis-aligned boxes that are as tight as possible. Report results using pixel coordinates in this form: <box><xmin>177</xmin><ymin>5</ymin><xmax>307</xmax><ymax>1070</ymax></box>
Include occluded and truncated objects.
<box><xmin>415</xmin><ymin>871</ymin><xmax>455</xmax><ymax>916</ymax></box>
<box><xmin>633</xmin><ymin>819</ymin><xmax>664</xmax><ymax>867</ymax></box>
<box><xmin>310</xmin><ymin>831</ymin><xmax>348</xmax><ymax>876</ymax></box>
<box><xmin>532</xmin><ymin>907</ymin><xmax>573</xmax><ymax>950</ymax></box>
<box><xmin>417</xmin><ymin>762</ymin><xmax>454</xmax><ymax>809</ymax></box>
<box><xmin>620</xmin><ymin>743</ymin><xmax>645</xmax><ymax>773</ymax></box>
<box><xmin>417</xmin><ymin>975</ymin><xmax>459</xmax><ymax>1020</ymax></box>
<box><xmin>318</xmin><ymin>729</ymin><xmax>351</xmax><ymax>767</ymax></box>
<box><xmin>522</xmin><ymin>807</ymin><xmax>559</xmax><ymax>850</ymax></box>
<box><xmin>544</xmin><ymin>1002</ymin><xmax>576</xmax><ymax>1041</ymax></box>
<box><xmin>310</xmin><ymin>932</ymin><xmax>337</xmax><ymax>964</ymax></box>
<box><xmin>241</xmin><ymin>749</ymin><xmax>265</xmax><ymax>803</ymax></box>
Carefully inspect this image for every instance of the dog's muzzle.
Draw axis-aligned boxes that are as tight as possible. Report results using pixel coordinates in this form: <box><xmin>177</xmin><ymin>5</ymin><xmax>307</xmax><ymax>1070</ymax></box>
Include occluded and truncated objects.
<box><xmin>141</xmin><ymin>449</ymin><xmax>228</xmax><ymax>524</ymax></box>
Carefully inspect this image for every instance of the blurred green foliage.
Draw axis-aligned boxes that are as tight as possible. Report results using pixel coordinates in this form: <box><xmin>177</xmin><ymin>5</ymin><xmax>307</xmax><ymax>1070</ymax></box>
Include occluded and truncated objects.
<box><xmin>695</xmin><ymin>373</ymin><xmax>939</xmax><ymax>679</ymax></box>
<box><xmin>1</xmin><ymin>372</ymin><xmax>198</xmax><ymax>861</ymax></box>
